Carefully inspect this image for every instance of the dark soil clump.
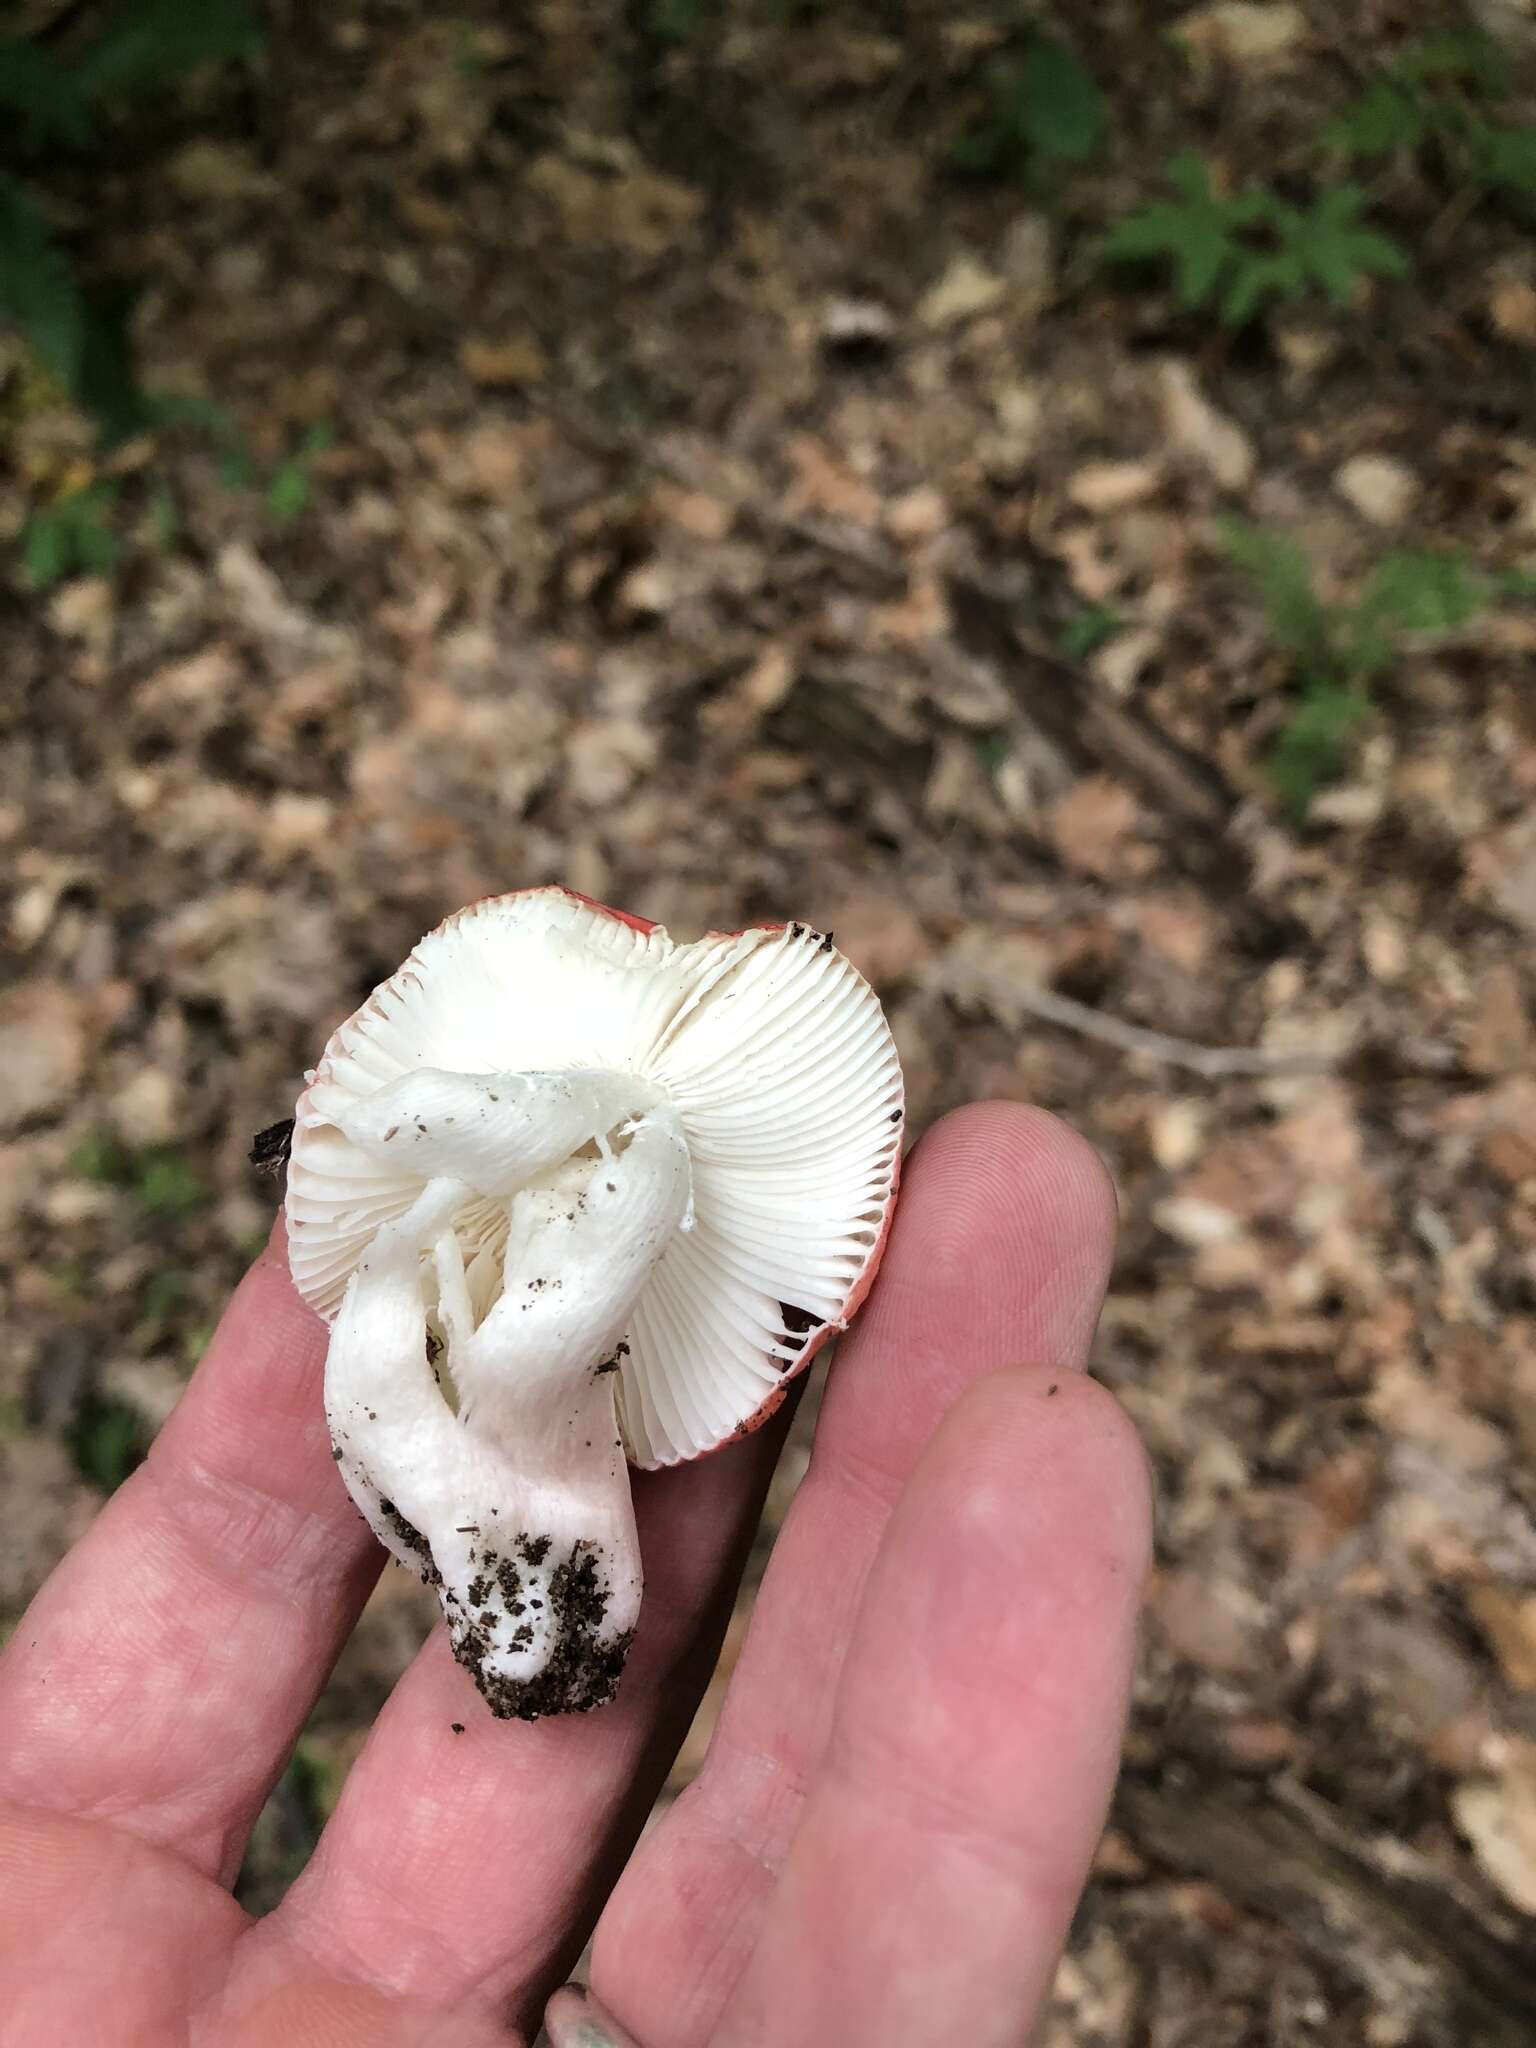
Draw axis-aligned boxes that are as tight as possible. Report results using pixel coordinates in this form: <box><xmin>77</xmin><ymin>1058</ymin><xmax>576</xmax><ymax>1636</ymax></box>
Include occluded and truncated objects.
<box><xmin>451</xmin><ymin>1536</ymin><xmax>632</xmax><ymax>1721</ymax></box>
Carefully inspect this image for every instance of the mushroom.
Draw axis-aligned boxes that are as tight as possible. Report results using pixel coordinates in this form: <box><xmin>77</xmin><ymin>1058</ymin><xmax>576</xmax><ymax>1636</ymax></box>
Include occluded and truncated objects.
<box><xmin>284</xmin><ymin>887</ymin><xmax>903</xmax><ymax>1720</ymax></box>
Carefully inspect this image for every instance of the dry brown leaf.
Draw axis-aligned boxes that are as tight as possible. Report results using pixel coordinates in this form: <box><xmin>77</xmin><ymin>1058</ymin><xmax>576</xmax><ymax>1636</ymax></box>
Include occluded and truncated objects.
<box><xmin>1489</xmin><ymin>277</ymin><xmax>1536</xmax><ymax>347</ymax></box>
<box><xmin>216</xmin><ymin>543</ymin><xmax>350</xmax><ymax>657</ymax></box>
<box><xmin>1324</xmin><ymin>1606</ymin><xmax>1485</xmax><ymax>1741</ymax></box>
<box><xmin>819</xmin><ymin>894</ymin><xmax>928</xmax><ymax>988</ymax></box>
<box><xmin>885</xmin><ymin>486</ymin><xmax>949</xmax><ymax>546</ymax></box>
<box><xmin>1469</xmin><ymin>812</ymin><xmax>1536</xmax><ymax>933</ymax></box>
<box><xmin>1000</xmin><ymin>213</ymin><xmax>1055</xmax><ymax>298</ymax></box>
<box><xmin>565</xmin><ymin>717</ymin><xmax>659</xmax><ymax>808</ymax></box>
<box><xmin>1158</xmin><ymin>360</ymin><xmax>1255</xmax><ymax>489</ymax></box>
<box><xmin>1335</xmin><ymin>453</ymin><xmax>1421</xmax><ymax>528</ymax></box>
<box><xmin>928</xmin><ymin>929</ymin><xmax>1060</xmax><ymax>1017</ymax></box>
<box><xmin>1177</xmin><ymin>1</ymin><xmax>1308</xmax><ymax>67</ymax></box>
<box><xmin>459</xmin><ymin>334</ymin><xmax>548</xmax><ymax>387</ymax></box>
<box><xmin>1177</xmin><ymin>1129</ymin><xmax>1301</xmax><ymax>1227</ymax></box>
<box><xmin>1463</xmin><ymin>962</ymin><xmax>1535</xmax><ymax>1076</ymax></box>
<box><xmin>108</xmin><ymin>1068</ymin><xmax>177</xmax><ymax>1148</ymax></box>
<box><xmin>1067</xmin><ymin>461</ymin><xmax>1161</xmax><ymax>514</ymax></box>
<box><xmin>152</xmin><ymin>890</ymin><xmax>347</xmax><ymax>1030</ymax></box>
<box><xmin>1466</xmin><ymin>1583</ymin><xmax>1536</xmax><ymax>1691</ymax></box>
<box><xmin>783</xmin><ymin>433</ymin><xmax>881</xmax><ymax>527</ymax></box>
<box><xmin>1507</xmin><ymin>1323</ymin><xmax>1536</xmax><ymax>1464</ymax></box>
<box><xmin>650</xmin><ymin>483</ymin><xmax>734</xmax><ymax>541</ymax></box>
<box><xmin>1046</xmin><ymin>775</ymin><xmax>1145</xmax><ymax>880</ymax></box>
<box><xmin>1154</xmin><ymin>1566</ymin><xmax>1268</xmax><ymax>1675</ymax></box>
<box><xmin>0</xmin><ymin>983</ymin><xmax>90</xmax><ymax>1133</ymax></box>
<box><xmin>1453</xmin><ymin>1750</ymin><xmax>1536</xmax><ymax>1914</ymax></box>
<box><xmin>1480</xmin><ymin>1125</ymin><xmax>1536</xmax><ymax>1188</ymax></box>
<box><xmin>9</xmin><ymin>855</ymin><xmax>93</xmax><ymax>951</ymax></box>
<box><xmin>1369</xmin><ymin>1358</ymin><xmax>1507</xmax><ymax>1475</ymax></box>
<box><xmin>1093</xmin><ymin>623</ymin><xmax>1164</xmax><ymax>698</ymax></box>
<box><xmin>47</xmin><ymin>576</ymin><xmax>115</xmax><ymax>650</ymax></box>
<box><xmin>917</xmin><ymin>252</ymin><xmax>1006</xmax><ymax>329</ymax></box>
<box><xmin>872</xmin><ymin>575</ymin><xmax>948</xmax><ymax>645</ymax></box>
<box><xmin>1147</xmin><ymin>1099</ymin><xmax>1205</xmax><ymax>1171</ymax></box>
<box><xmin>1134</xmin><ymin>897</ymin><xmax>1216</xmax><ymax>973</ymax></box>
<box><xmin>1154</xmin><ymin>1193</ymin><xmax>1245</xmax><ymax>1247</ymax></box>
<box><xmin>165</xmin><ymin>139</ymin><xmax>275</xmax><ymax>201</ymax></box>
<box><xmin>0</xmin><ymin>1435</ymin><xmax>97</xmax><ymax>1610</ymax></box>
<box><xmin>456</xmin><ymin>422</ymin><xmax>531</xmax><ymax>493</ymax></box>
<box><xmin>1303</xmin><ymin>1446</ymin><xmax>1379</xmax><ymax>1536</ymax></box>
<box><xmin>527</xmin><ymin>154</ymin><xmax>701</xmax><ymax>261</ymax></box>
<box><xmin>1222</xmin><ymin>1719</ymin><xmax>1302</xmax><ymax>1769</ymax></box>
<box><xmin>1273</xmin><ymin>1091</ymin><xmax>1363</xmax><ymax>1182</ymax></box>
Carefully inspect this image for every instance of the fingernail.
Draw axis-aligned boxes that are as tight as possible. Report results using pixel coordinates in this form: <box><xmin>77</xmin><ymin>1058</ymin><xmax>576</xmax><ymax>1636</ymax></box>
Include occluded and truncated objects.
<box><xmin>542</xmin><ymin>1983</ymin><xmax>645</xmax><ymax>2048</ymax></box>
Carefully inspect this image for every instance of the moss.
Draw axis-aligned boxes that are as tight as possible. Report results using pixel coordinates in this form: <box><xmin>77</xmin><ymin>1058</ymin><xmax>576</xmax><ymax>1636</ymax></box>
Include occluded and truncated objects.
<box><xmin>66</xmin><ymin>1390</ymin><xmax>153</xmax><ymax>1493</ymax></box>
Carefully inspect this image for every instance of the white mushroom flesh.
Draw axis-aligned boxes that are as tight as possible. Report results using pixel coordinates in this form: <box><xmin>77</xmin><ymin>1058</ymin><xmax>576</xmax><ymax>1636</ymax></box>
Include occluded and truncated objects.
<box><xmin>325</xmin><ymin>1072</ymin><xmax>690</xmax><ymax>1718</ymax></box>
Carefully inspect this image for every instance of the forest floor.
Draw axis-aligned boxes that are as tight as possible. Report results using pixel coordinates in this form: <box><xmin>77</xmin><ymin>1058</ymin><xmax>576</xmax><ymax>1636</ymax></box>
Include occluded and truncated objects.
<box><xmin>4</xmin><ymin>3</ymin><xmax>1536</xmax><ymax>2041</ymax></box>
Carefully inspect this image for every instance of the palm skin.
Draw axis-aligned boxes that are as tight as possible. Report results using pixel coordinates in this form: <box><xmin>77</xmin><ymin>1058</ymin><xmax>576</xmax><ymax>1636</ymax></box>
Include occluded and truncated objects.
<box><xmin>0</xmin><ymin>1104</ymin><xmax>1150</xmax><ymax>2048</ymax></box>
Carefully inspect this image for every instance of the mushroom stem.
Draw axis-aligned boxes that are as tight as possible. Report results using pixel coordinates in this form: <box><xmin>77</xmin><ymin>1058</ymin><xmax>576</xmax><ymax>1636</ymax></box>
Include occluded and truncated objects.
<box><xmin>323</xmin><ymin>1072</ymin><xmax>691</xmax><ymax>1718</ymax></box>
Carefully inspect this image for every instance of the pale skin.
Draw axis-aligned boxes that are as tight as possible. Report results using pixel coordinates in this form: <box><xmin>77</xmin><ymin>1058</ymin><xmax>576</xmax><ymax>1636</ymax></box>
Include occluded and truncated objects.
<box><xmin>0</xmin><ymin>1102</ymin><xmax>1151</xmax><ymax>2048</ymax></box>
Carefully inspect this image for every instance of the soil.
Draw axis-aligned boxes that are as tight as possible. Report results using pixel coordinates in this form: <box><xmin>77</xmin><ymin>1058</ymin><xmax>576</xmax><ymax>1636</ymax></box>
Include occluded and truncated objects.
<box><xmin>4</xmin><ymin>2</ymin><xmax>1536</xmax><ymax>2039</ymax></box>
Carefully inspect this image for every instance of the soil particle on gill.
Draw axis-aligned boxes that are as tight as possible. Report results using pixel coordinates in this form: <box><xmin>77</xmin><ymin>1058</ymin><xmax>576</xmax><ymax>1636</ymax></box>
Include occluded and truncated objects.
<box><xmin>451</xmin><ymin>1535</ymin><xmax>632</xmax><ymax>1721</ymax></box>
<box><xmin>378</xmin><ymin>1496</ymin><xmax>440</xmax><ymax>1586</ymax></box>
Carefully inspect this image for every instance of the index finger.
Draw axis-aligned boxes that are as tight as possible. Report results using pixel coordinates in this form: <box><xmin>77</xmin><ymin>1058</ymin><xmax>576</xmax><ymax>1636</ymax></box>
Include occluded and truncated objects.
<box><xmin>0</xmin><ymin>1226</ymin><xmax>382</xmax><ymax>1883</ymax></box>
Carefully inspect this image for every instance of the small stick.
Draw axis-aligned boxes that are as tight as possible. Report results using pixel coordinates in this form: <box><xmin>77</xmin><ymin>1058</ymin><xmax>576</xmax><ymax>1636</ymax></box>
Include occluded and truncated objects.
<box><xmin>936</xmin><ymin>963</ymin><xmax>1335</xmax><ymax>1080</ymax></box>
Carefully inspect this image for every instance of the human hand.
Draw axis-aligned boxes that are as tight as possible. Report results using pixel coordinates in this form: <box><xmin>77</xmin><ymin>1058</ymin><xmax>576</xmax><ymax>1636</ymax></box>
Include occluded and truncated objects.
<box><xmin>0</xmin><ymin>1102</ymin><xmax>1150</xmax><ymax>2048</ymax></box>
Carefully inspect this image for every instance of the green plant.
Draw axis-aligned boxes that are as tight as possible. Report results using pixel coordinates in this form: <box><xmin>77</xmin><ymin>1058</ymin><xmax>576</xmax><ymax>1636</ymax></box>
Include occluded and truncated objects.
<box><xmin>67</xmin><ymin>1389</ymin><xmax>154</xmax><ymax>1493</ymax></box>
<box><xmin>1218</xmin><ymin>518</ymin><xmax>1520</xmax><ymax>815</ymax></box>
<box><xmin>146</xmin><ymin>398</ymin><xmax>329</xmax><ymax>523</ymax></box>
<box><xmin>235</xmin><ymin>1734</ymin><xmax>347</xmax><ymax>1907</ymax></box>
<box><xmin>1105</xmin><ymin>154</ymin><xmax>1409</xmax><ymax>328</ymax></box>
<box><xmin>136</xmin><ymin>1270</ymin><xmax>215</xmax><ymax>1368</ymax></box>
<box><xmin>179</xmin><ymin>1318</ymin><xmax>218</xmax><ymax>1368</ymax></box>
<box><xmin>134</xmin><ymin>1149</ymin><xmax>208</xmax><ymax>1221</ymax></box>
<box><xmin>449</xmin><ymin>21</ymin><xmax>489</xmax><ymax>76</ymax></box>
<box><xmin>69</xmin><ymin>1127</ymin><xmax>207</xmax><ymax>1220</ymax></box>
<box><xmin>949</xmin><ymin>28</ymin><xmax>1108</xmax><ymax>184</ymax></box>
<box><xmin>3</xmin><ymin>0</ymin><xmax>263</xmax><ymax>122</ymax></box>
<box><xmin>70</xmin><ymin>1125</ymin><xmax>134</xmax><ymax>1185</ymax></box>
<box><xmin>50</xmin><ymin>1255</ymin><xmax>94</xmax><ymax>1301</ymax></box>
<box><xmin>146</xmin><ymin>480</ymin><xmax>180</xmax><ymax>553</ymax></box>
<box><xmin>973</xmin><ymin>732</ymin><xmax>1011</xmax><ymax>781</ymax></box>
<box><xmin>1058</xmin><ymin>604</ymin><xmax>1126</xmax><ymax>660</ymax></box>
<box><xmin>21</xmin><ymin>481</ymin><xmax>119</xmax><ymax>587</ymax></box>
<box><xmin>648</xmin><ymin>0</ymin><xmax>709</xmax><ymax>39</ymax></box>
<box><xmin>1263</xmin><ymin>684</ymin><xmax>1376</xmax><ymax>818</ymax></box>
<box><xmin>290</xmin><ymin>1737</ymin><xmax>347</xmax><ymax>1821</ymax></box>
<box><xmin>144</xmin><ymin>390</ymin><xmax>253</xmax><ymax>476</ymax></box>
<box><xmin>137</xmin><ymin>1269</ymin><xmax>189</xmax><ymax>1333</ymax></box>
<box><xmin>265</xmin><ymin>420</ymin><xmax>335</xmax><ymax>527</ymax></box>
<box><xmin>1322</xmin><ymin>28</ymin><xmax>1536</xmax><ymax>207</ymax></box>
<box><xmin>0</xmin><ymin>0</ymin><xmax>261</xmax><ymax>434</ymax></box>
<box><xmin>0</xmin><ymin>174</ymin><xmax>84</xmax><ymax>387</ymax></box>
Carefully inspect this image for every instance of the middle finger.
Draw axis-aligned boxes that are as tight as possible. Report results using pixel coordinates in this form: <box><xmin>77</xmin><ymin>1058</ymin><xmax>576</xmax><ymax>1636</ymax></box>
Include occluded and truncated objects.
<box><xmin>590</xmin><ymin>1102</ymin><xmax>1116</xmax><ymax>2048</ymax></box>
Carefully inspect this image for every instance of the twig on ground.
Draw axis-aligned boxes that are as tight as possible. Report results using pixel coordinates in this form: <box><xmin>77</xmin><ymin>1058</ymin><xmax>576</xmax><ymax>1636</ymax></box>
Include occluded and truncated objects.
<box><xmin>933</xmin><ymin>960</ymin><xmax>1335</xmax><ymax>1079</ymax></box>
